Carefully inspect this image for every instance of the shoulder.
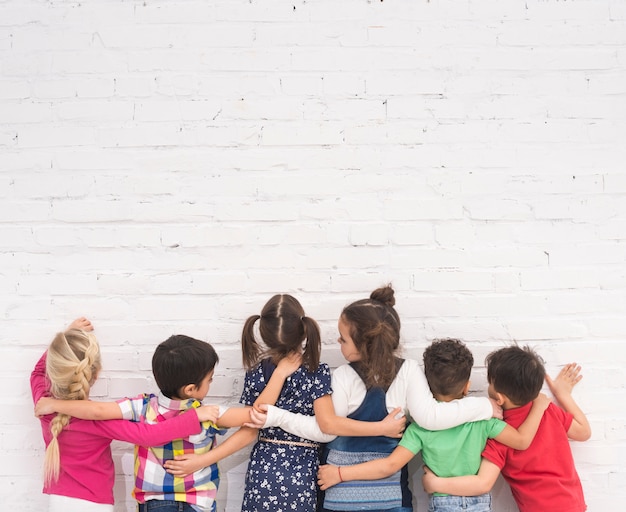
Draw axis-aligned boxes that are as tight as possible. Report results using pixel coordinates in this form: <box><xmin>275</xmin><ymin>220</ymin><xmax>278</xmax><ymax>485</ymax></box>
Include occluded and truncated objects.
<box><xmin>389</xmin><ymin>358</ymin><xmax>422</xmax><ymax>387</ymax></box>
<box><xmin>399</xmin><ymin>422</ymin><xmax>426</xmax><ymax>450</ymax></box>
<box><xmin>545</xmin><ymin>402</ymin><xmax>574</xmax><ymax>430</ymax></box>
<box><xmin>308</xmin><ymin>363</ymin><xmax>332</xmax><ymax>382</ymax></box>
<box><xmin>332</xmin><ymin>363</ymin><xmax>357</xmax><ymax>379</ymax></box>
<box><xmin>330</xmin><ymin>363</ymin><xmax>359</xmax><ymax>386</ymax></box>
<box><xmin>399</xmin><ymin>358</ymin><xmax>421</xmax><ymax>373</ymax></box>
<box><xmin>482</xmin><ymin>437</ymin><xmax>508</xmax><ymax>466</ymax></box>
<box><xmin>481</xmin><ymin>417</ymin><xmax>507</xmax><ymax>436</ymax></box>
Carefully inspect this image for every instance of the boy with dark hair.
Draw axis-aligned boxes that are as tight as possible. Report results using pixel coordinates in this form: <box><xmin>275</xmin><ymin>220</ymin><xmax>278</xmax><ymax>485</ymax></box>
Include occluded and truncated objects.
<box><xmin>317</xmin><ymin>339</ymin><xmax>549</xmax><ymax>512</ymax></box>
<box><xmin>423</xmin><ymin>345</ymin><xmax>591</xmax><ymax>512</ymax></box>
<box><xmin>36</xmin><ymin>334</ymin><xmax>299</xmax><ymax>512</ymax></box>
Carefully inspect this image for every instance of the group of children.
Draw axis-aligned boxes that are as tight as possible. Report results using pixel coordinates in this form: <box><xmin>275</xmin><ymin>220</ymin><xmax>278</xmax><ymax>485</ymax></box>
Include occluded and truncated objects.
<box><xmin>32</xmin><ymin>285</ymin><xmax>590</xmax><ymax>512</ymax></box>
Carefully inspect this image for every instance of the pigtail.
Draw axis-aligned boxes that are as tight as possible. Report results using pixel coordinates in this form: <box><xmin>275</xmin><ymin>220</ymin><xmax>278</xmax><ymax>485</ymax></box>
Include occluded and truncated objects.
<box><xmin>301</xmin><ymin>316</ymin><xmax>321</xmax><ymax>372</ymax></box>
<box><xmin>241</xmin><ymin>315</ymin><xmax>262</xmax><ymax>370</ymax></box>
<box><xmin>43</xmin><ymin>328</ymin><xmax>101</xmax><ymax>485</ymax></box>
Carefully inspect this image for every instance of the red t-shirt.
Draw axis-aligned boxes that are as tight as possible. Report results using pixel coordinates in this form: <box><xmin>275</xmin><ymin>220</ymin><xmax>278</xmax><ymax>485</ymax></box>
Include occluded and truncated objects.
<box><xmin>482</xmin><ymin>401</ymin><xmax>586</xmax><ymax>512</ymax></box>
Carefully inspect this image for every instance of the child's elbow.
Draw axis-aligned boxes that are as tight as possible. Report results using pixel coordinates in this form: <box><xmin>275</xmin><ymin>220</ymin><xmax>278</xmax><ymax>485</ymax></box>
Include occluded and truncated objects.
<box><xmin>476</xmin><ymin>481</ymin><xmax>493</xmax><ymax>495</ymax></box>
<box><xmin>579</xmin><ymin>426</ymin><xmax>592</xmax><ymax>442</ymax></box>
<box><xmin>570</xmin><ymin>423</ymin><xmax>592</xmax><ymax>442</ymax></box>
<box><xmin>317</xmin><ymin>416</ymin><xmax>335</xmax><ymax>435</ymax></box>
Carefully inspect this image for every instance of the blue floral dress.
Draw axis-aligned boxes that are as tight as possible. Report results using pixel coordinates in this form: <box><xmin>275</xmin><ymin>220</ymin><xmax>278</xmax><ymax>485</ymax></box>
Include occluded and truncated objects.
<box><xmin>240</xmin><ymin>359</ymin><xmax>332</xmax><ymax>512</ymax></box>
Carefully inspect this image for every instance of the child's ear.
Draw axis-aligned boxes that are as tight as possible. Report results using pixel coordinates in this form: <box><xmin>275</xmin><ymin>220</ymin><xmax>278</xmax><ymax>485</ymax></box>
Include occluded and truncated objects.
<box><xmin>180</xmin><ymin>383</ymin><xmax>197</xmax><ymax>399</ymax></box>
<box><xmin>493</xmin><ymin>391</ymin><xmax>506</xmax><ymax>406</ymax></box>
<box><xmin>462</xmin><ymin>381</ymin><xmax>471</xmax><ymax>396</ymax></box>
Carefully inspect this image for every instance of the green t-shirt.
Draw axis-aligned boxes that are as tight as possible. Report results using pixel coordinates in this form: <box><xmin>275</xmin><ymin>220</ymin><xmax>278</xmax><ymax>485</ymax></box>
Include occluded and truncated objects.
<box><xmin>399</xmin><ymin>417</ymin><xmax>506</xmax><ymax>480</ymax></box>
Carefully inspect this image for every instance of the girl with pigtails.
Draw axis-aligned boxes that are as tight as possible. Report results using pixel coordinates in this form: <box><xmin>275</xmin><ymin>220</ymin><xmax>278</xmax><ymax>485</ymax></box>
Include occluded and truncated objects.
<box><xmin>31</xmin><ymin>317</ymin><xmax>217</xmax><ymax>512</ymax></box>
<box><xmin>238</xmin><ymin>294</ymin><xmax>404</xmax><ymax>512</ymax></box>
<box><xmin>253</xmin><ymin>286</ymin><xmax>499</xmax><ymax>512</ymax></box>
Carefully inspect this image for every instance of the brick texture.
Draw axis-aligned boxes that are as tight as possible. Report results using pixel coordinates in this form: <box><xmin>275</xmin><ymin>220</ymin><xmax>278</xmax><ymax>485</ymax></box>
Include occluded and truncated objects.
<box><xmin>1</xmin><ymin>1</ymin><xmax>624</xmax><ymax>511</ymax></box>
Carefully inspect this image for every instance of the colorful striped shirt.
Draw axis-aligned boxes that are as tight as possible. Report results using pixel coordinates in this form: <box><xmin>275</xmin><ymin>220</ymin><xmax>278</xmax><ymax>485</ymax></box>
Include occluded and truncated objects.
<box><xmin>117</xmin><ymin>393</ymin><xmax>227</xmax><ymax>512</ymax></box>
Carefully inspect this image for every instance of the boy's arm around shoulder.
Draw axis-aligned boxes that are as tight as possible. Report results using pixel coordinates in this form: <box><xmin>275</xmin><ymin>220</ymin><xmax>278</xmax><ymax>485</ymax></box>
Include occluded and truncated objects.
<box><xmin>546</xmin><ymin>363</ymin><xmax>591</xmax><ymax>442</ymax></box>
<box><xmin>493</xmin><ymin>393</ymin><xmax>550</xmax><ymax>450</ymax></box>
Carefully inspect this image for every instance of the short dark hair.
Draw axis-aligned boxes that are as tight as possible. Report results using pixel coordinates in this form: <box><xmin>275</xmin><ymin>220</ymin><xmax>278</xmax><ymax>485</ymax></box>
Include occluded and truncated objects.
<box><xmin>423</xmin><ymin>338</ymin><xmax>473</xmax><ymax>397</ymax></box>
<box><xmin>152</xmin><ymin>335</ymin><xmax>219</xmax><ymax>399</ymax></box>
<box><xmin>486</xmin><ymin>345</ymin><xmax>545</xmax><ymax>406</ymax></box>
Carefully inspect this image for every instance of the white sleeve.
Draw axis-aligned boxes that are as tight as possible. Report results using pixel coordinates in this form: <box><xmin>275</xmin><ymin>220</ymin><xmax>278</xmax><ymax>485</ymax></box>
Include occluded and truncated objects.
<box><xmin>263</xmin><ymin>405</ymin><xmax>336</xmax><ymax>443</ymax></box>
<box><xmin>258</xmin><ymin>365</ymin><xmax>361</xmax><ymax>443</ymax></box>
<box><xmin>403</xmin><ymin>359</ymin><xmax>493</xmax><ymax>430</ymax></box>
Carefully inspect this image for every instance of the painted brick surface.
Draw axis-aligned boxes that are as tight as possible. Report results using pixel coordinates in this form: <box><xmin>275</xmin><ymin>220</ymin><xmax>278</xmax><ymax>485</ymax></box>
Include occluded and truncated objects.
<box><xmin>1</xmin><ymin>1</ymin><xmax>624</xmax><ymax>511</ymax></box>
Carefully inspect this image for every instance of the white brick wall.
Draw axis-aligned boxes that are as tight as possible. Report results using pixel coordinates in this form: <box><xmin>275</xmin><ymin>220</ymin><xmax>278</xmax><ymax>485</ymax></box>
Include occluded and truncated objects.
<box><xmin>1</xmin><ymin>0</ymin><xmax>624</xmax><ymax>510</ymax></box>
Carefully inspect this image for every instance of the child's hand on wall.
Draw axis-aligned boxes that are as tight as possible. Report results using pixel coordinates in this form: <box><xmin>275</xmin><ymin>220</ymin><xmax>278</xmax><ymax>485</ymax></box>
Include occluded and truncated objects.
<box><xmin>546</xmin><ymin>363</ymin><xmax>583</xmax><ymax>399</ymax></box>
<box><xmin>67</xmin><ymin>317</ymin><xmax>94</xmax><ymax>331</ymax></box>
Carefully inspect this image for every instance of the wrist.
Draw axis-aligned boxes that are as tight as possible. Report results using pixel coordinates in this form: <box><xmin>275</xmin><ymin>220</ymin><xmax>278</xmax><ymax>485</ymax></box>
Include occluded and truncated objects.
<box><xmin>338</xmin><ymin>466</ymin><xmax>343</xmax><ymax>483</ymax></box>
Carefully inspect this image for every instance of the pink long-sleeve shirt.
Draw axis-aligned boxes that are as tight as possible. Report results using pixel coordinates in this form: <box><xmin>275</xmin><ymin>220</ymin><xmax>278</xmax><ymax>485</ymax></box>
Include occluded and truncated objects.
<box><xmin>31</xmin><ymin>352</ymin><xmax>202</xmax><ymax>505</ymax></box>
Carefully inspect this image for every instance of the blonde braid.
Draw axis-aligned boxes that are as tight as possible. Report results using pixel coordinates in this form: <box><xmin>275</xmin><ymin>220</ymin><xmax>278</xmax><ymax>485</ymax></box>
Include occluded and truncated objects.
<box><xmin>43</xmin><ymin>328</ymin><xmax>101</xmax><ymax>484</ymax></box>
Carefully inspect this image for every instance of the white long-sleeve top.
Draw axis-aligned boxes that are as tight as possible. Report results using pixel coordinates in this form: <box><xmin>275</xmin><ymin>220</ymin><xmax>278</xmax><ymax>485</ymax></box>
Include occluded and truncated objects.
<box><xmin>263</xmin><ymin>359</ymin><xmax>493</xmax><ymax>443</ymax></box>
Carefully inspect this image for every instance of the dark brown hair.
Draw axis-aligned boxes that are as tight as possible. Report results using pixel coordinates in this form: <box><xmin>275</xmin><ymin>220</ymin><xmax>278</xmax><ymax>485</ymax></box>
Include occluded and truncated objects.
<box><xmin>341</xmin><ymin>285</ymin><xmax>401</xmax><ymax>389</ymax></box>
<box><xmin>423</xmin><ymin>338</ymin><xmax>473</xmax><ymax>397</ymax></box>
<box><xmin>486</xmin><ymin>344</ymin><xmax>545</xmax><ymax>406</ymax></box>
<box><xmin>152</xmin><ymin>335</ymin><xmax>219</xmax><ymax>399</ymax></box>
<box><xmin>241</xmin><ymin>294</ymin><xmax>321</xmax><ymax>372</ymax></box>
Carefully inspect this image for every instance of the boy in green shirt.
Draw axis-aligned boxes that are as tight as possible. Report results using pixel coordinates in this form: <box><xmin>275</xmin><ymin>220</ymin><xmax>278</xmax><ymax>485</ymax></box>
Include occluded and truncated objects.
<box><xmin>317</xmin><ymin>338</ymin><xmax>549</xmax><ymax>512</ymax></box>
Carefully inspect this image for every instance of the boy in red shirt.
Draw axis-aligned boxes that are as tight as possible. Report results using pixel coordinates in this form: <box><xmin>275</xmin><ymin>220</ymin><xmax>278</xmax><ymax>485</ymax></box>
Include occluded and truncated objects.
<box><xmin>423</xmin><ymin>345</ymin><xmax>591</xmax><ymax>512</ymax></box>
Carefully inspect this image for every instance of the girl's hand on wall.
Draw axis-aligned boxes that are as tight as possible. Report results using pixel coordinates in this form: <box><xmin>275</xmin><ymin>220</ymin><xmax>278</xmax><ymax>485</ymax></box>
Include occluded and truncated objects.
<box><xmin>67</xmin><ymin>317</ymin><xmax>94</xmax><ymax>332</ymax></box>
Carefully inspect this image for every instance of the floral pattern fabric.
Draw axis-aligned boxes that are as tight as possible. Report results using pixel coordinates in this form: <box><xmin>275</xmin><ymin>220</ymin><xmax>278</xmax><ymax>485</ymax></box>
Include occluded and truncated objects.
<box><xmin>240</xmin><ymin>360</ymin><xmax>332</xmax><ymax>511</ymax></box>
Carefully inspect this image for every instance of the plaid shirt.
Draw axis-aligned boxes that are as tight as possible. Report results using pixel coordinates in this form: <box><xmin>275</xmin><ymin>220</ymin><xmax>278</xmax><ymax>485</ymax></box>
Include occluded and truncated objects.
<box><xmin>117</xmin><ymin>393</ymin><xmax>226</xmax><ymax>512</ymax></box>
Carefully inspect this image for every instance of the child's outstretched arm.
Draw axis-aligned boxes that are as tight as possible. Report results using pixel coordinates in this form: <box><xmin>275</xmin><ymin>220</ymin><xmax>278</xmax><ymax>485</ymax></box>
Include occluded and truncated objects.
<box><xmin>405</xmin><ymin>360</ymin><xmax>498</xmax><ymax>430</ymax></box>
<box><xmin>422</xmin><ymin>459</ymin><xmax>501</xmax><ymax>497</ymax></box>
<box><xmin>492</xmin><ymin>393</ymin><xmax>551</xmax><ymax>450</ymax></box>
<box><xmin>35</xmin><ymin>396</ymin><xmax>123</xmax><ymax>420</ymax></box>
<box><xmin>35</xmin><ymin>396</ymin><xmax>220</xmax><ymax>424</ymax></box>
<box><xmin>164</xmin><ymin>427</ymin><xmax>258</xmax><ymax>477</ymax></box>
<box><xmin>546</xmin><ymin>363</ymin><xmax>591</xmax><ymax>441</ymax></box>
<box><xmin>252</xmin><ymin>398</ymin><xmax>405</xmax><ymax>442</ymax></box>
<box><xmin>314</xmin><ymin>394</ymin><xmax>406</xmax><ymax>438</ymax></box>
<box><xmin>317</xmin><ymin>445</ymin><xmax>413</xmax><ymax>490</ymax></box>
